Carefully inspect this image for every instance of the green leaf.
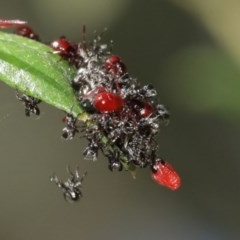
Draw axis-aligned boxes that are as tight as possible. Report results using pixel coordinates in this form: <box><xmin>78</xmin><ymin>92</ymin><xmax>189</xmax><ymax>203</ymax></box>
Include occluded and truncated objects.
<box><xmin>0</xmin><ymin>31</ymin><xmax>82</xmax><ymax>118</ymax></box>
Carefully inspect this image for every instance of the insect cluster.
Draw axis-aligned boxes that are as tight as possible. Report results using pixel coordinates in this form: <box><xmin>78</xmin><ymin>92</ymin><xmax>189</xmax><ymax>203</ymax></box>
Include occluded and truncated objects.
<box><xmin>0</xmin><ymin>19</ymin><xmax>181</xmax><ymax>201</ymax></box>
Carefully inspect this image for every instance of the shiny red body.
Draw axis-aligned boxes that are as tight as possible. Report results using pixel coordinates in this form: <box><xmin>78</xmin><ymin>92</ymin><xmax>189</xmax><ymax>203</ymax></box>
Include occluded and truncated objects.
<box><xmin>132</xmin><ymin>101</ymin><xmax>153</xmax><ymax>118</ymax></box>
<box><xmin>93</xmin><ymin>91</ymin><xmax>124</xmax><ymax>113</ymax></box>
<box><xmin>105</xmin><ymin>55</ymin><xmax>126</xmax><ymax>75</ymax></box>
<box><xmin>140</xmin><ymin>102</ymin><xmax>152</xmax><ymax>118</ymax></box>
<box><xmin>51</xmin><ymin>38</ymin><xmax>71</xmax><ymax>52</ymax></box>
<box><xmin>151</xmin><ymin>161</ymin><xmax>181</xmax><ymax>190</ymax></box>
<box><xmin>50</xmin><ymin>37</ymin><xmax>79</xmax><ymax>66</ymax></box>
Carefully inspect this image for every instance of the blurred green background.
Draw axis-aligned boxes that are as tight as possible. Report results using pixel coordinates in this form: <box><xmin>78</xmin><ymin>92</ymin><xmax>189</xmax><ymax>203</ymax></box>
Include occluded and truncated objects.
<box><xmin>0</xmin><ymin>0</ymin><xmax>239</xmax><ymax>239</ymax></box>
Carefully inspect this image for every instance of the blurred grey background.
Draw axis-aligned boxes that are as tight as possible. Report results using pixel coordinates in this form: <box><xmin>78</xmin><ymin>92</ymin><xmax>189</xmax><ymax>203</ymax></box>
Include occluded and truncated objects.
<box><xmin>0</xmin><ymin>0</ymin><xmax>239</xmax><ymax>239</ymax></box>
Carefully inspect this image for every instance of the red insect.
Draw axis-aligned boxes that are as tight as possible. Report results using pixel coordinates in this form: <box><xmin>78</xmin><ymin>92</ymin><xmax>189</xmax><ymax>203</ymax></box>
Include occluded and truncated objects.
<box><xmin>151</xmin><ymin>160</ymin><xmax>181</xmax><ymax>190</ymax></box>
<box><xmin>0</xmin><ymin>19</ymin><xmax>39</xmax><ymax>40</ymax></box>
<box><xmin>105</xmin><ymin>55</ymin><xmax>127</xmax><ymax>76</ymax></box>
<box><xmin>132</xmin><ymin>100</ymin><xmax>153</xmax><ymax>118</ymax></box>
<box><xmin>93</xmin><ymin>90</ymin><xmax>124</xmax><ymax>113</ymax></box>
<box><xmin>84</xmin><ymin>85</ymin><xmax>124</xmax><ymax>114</ymax></box>
<box><xmin>50</xmin><ymin>37</ymin><xmax>79</xmax><ymax>66</ymax></box>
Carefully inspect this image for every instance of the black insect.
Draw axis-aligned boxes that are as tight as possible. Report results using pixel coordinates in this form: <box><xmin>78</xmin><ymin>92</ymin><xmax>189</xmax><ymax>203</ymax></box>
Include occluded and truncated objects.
<box><xmin>50</xmin><ymin>166</ymin><xmax>87</xmax><ymax>202</ymax></box>
<box><xmin>156</xmin><ymin>104</ymin><xmax>170</xmax><ymax>121</ymax></box>
<box><xmin>102</xmin><ymin>149</ymin><xmax>122</xmax><ymax>171</ymax></box>
<box><xmin>62</xmin><ymin>114</ymin><xmax>79</xmax><ymax>140</ymax></box>
<box><xmin>16</xmin><ymin>92</ymin><xmax>41</xmax><ymax>117</ymax></box>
